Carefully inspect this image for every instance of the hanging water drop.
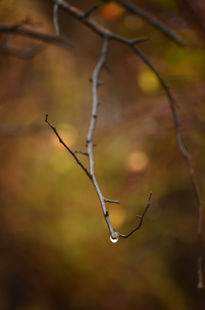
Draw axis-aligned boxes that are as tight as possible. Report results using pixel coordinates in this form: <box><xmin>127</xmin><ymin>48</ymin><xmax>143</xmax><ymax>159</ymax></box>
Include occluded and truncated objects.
<box><xmin>110</xmin><ymin>232</ymin><xmax>119</xmax><ymax>243</ymax></box>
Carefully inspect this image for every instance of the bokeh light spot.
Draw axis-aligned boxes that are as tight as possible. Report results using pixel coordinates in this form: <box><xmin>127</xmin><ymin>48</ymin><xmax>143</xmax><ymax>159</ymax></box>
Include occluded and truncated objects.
<box><xmin>109</xmin><ymin>207</ymin><xmax>126</xmax><ymax>228</ymax></box>
<box><xmin>100</xmin><ymin>2</ymin><xmax>125</xmax><ymax>21</ymax></box>
<box><xmin>126</xmin><ymin>151</ymin><xmax>149</xmax><ymax>172</ymax></box>
<box><xmin>138</xmin><ymin>69</ymin><xmax>160</xmax><ymax>94</ymax></box>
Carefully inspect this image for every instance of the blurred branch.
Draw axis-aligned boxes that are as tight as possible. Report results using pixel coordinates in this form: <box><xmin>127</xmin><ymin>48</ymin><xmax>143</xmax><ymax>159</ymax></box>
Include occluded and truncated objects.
<box><xmin>132</xmin><ymin>46</ymin><xmax>203</xmax><ymax>288</ymax></box>
<box><xmin>100</xmin><ymin>0</ymin><xmax>186</xmax><ymax>46</ymax></box>
<box><xmin>0</xmin><ymin>34</ymin><xmax>43</xmax><ymax>58</ymax></box>
<box><xmin>0</xmin><ymin>124</ymin><xmax>44</xmax><ymax>137</ymax></box>
<box><xmin>0</xmin><ymin>23</ymin><xmax>74</xmax><ymax>49</ymax></box>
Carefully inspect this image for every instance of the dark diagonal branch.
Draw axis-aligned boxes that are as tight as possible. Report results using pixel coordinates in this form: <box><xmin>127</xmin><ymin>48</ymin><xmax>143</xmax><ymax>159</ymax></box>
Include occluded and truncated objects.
<box><xmin>45</xmin><ymin>114</ymin><xmax>91</xmax><ymax>179</ymax></box>
<box><xmin>100</xmin><ymin>0</ymin><xmax>185</xmax><ymax>46</ymax></box>
<box><xmin>0</xmin><ymin>23</ymin><xmax>74</xmax><ymax>48</ymax></box>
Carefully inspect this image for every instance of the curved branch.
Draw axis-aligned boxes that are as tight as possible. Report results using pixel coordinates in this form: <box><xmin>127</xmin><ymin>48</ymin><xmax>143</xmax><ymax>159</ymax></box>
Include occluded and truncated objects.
<box><xmin>119</xmin><ymin>192</ymin><xmax>152</xmax><ymax>239</ymax></box>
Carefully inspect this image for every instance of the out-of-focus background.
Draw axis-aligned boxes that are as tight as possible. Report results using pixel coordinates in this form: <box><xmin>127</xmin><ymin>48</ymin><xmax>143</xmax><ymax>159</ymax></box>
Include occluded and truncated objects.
<box><xmin>0</xmin><ymin>0</ymin><xmax>205</xmax><ymax>309</ymax></box>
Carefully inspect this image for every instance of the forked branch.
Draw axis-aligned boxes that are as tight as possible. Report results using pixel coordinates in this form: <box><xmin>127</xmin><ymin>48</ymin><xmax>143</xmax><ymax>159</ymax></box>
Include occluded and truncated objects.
<box><xmin>0</xmin><ymin>23</ymin><xmax>74</xmax><ymax>49</ymax></box>
<box><xmin>46</xmin><ymin>35</ymin><xmax>152</xmax><ymax>241</ymax></box>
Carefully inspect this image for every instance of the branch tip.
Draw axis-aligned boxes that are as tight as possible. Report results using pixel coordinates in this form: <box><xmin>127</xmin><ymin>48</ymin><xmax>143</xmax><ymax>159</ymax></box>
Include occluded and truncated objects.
<box><xmin>83</xmin><ymin>4</ymin><xmax>100</xmax><ymax>19</ymax></box>
<box><xmin>118</xmin><ymin>192</ymin><xmax>152</xmax><ymax>239</ymax></box>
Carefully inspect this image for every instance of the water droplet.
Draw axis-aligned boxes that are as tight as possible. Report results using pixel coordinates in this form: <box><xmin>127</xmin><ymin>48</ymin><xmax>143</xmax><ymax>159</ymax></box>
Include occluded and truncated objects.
<box><xmin>110</xmin><ymin>232</ymin><xmax>119</xmax><ymax>243</ymax></box>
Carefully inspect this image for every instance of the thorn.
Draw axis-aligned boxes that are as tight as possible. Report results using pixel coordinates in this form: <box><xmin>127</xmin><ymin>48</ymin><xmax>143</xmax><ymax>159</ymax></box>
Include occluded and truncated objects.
<box><xmin>104</xmin><ymin>198</ymin><xmax>120</xmax><ymax>204</ymax></box>
<box><xmin>75</xmin><ymin>150</ymin><xmax>88</xmax><ymax>156</ymax></box>
<box><xmin>89</xmin><ymin>77</ymin><xmax>104</xmax><ymax>86</ymax></box>
<box><xmin>97</xmin><ymin>81</ymin><xmax>104</xmax><ymax>86</ymax></box>
<box><xmin>83</xmin><ymin>4</ymin><xmax>100</xmax><ymax>19</ymax></box>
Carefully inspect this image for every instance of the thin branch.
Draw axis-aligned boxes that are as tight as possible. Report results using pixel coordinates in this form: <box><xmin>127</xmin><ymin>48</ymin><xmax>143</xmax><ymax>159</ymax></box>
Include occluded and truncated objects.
<box><xmin>0</xmin><ymin>42</ymin><xmax>43</xmax><ymax>59</ymax></box>
<box><xmin>75</xmin><ymin>150</ymin><xmax>89</xmax><ymax>156</ymax></box>
<box><xmin>45</xmin><ymin>114</ymin><xmax>91</xmax><ymax>179</ymax></box>
<box><xmin>0</xmin><ymin>23</ymin><xmax>74</xmax><ymax>48</ymax></box>
<box><xmin>119</xmin><ymin>192</ymin><xmax>152</xmax><ymax>238</ymax></box>
<box><xmin>83</xmin><ymin>4</ymin><xmax>100</xmax><ymax>19</ymax></box>
<box><xmin>53</xmin><ymin>3</ymin><xmax>60</xmax><ymax>35</ymax></box>
<box><xmin>100</xmin><ymin>0</ymin><xmax>185</xmax><ymax>46</ymax></box>
<box><xmin>132</xmin><ymin>45</ymin><xmax>203</xmax><ymax>288</ymax></box>
<box><xmin>86</xmin><ymin>36</ymin><xmax>117</xmax><ymax>238</ymax></box>
<box><xmin>104</xmin><ymin>198</ymin><xmax>120</xmax><ymax>204</ymax></box>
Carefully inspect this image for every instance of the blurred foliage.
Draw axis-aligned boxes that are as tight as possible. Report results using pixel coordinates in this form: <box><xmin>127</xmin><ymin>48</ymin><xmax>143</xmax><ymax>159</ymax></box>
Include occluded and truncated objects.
<box><xmin>0</xmin><ymin>0</ymin><xmax>205</xmax><ymax>309</ymax></box>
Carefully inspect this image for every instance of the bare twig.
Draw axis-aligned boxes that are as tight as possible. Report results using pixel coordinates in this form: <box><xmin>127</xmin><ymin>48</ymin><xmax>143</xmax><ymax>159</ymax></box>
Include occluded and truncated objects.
<box><xmin>45</xmin><ymin>114</ymin><xmax>91</xmax><ymax>179</ymax></box>
<box><xmin>46</xmin><ymin>36</ymin><xmax>151</xmax><ymax>240</ymax></box>
<box><xmin>119</xmin><ymin>192</ymin><xmax>152</xmax><ymax>238</ymax></box>
<box><xmin>100</xmin><ymin>0</ymin><xmax>185</xmax><ymax>46</ymax></box>
<box><xmin>86</xmin><ymin>36</ymin><xmax>117</xmax><ymax>238</ymax></box>
<box><xmin>86</xmin><ymin>36</ymin><xmax>150</xmax><ymax>239</ymax></box>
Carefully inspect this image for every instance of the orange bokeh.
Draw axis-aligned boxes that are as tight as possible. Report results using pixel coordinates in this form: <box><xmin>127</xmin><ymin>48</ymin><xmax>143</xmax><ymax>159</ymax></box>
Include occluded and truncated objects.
<box><xmin>100</xmin><ymin>2</ymin><xmax>125</xmax><ymax>21</ymax></box>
